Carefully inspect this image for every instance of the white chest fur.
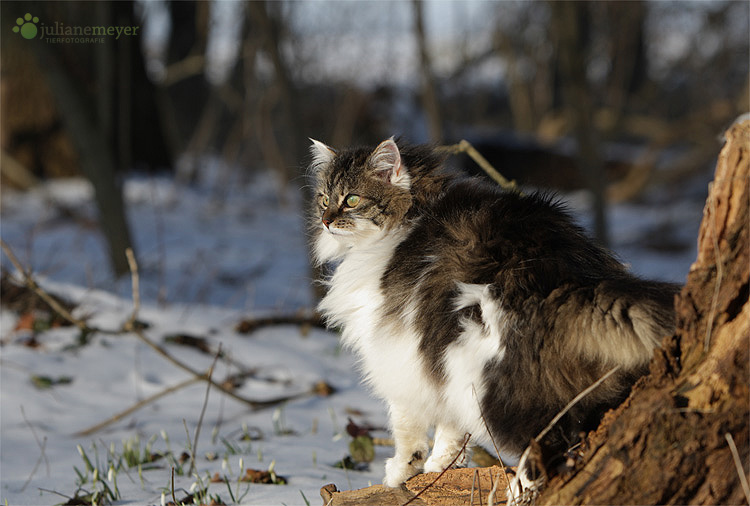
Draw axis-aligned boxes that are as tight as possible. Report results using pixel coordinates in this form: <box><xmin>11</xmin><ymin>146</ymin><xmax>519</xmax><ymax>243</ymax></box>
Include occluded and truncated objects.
<box><xmin>318</xmin><ymin>229</ymin><xmax>431</xmax><ymax>404</ymax></box>
<box><xmin>318</xmin><ymin>229</ymin><xmax>503</xmax><ymax>452</ymax></box>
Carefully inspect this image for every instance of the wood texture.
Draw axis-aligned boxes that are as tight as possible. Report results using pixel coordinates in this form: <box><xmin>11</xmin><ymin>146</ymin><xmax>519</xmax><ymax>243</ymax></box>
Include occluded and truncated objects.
<box><xmin>540</xmin><ymin>119</ymin><xmax>749</xmax><ymax>505</ymax></box>
<box><xmin>321</xmin><ymin>466</ymin><xmax>511</xmax><ymax>506</ymax></box>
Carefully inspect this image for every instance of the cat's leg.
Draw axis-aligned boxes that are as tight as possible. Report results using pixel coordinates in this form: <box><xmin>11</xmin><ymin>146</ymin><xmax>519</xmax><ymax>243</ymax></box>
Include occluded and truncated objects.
<box><xmin>383</xmin><ymin>406</ymin><xmax>430</xmax><ymax>488</ymax></box>
<box><xmin>423</xmin><ymin>425</ymin><xmax>470</xmax><ymax>473</ymax></box>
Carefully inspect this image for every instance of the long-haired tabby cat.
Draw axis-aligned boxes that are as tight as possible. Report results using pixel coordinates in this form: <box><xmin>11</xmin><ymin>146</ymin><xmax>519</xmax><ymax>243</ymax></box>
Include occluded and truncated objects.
<box><xmin>308</xmin><ymin>137</ymin><xmax>677</xmax><ymax>500</ymax></box>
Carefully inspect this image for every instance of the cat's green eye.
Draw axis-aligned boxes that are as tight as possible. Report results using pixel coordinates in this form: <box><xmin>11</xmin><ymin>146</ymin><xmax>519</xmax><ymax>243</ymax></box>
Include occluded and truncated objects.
<box><xmin>320</xmin><ymin>195</ymin><xmax>329</xmax><ymax>207</ymax></box>
<box><xmin>345</xmin><ymin>194</ymin><xmax>361</xmax><ymax>208</ymax></box>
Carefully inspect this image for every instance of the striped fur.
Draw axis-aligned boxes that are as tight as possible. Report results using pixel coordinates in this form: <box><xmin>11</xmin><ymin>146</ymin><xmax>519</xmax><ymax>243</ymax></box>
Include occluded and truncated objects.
<box><xmin>308</xmin><ymin>138</ymin><xmax>678</xmax><ymax>490</ymax></box>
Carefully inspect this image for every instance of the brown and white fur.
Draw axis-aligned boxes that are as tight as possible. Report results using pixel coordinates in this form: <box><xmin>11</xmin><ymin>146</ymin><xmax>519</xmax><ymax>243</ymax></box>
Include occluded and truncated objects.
<box><xmin>307</xmin><ymin>137</ymin><xmax>677</xmax><ymax>501</ymax></box>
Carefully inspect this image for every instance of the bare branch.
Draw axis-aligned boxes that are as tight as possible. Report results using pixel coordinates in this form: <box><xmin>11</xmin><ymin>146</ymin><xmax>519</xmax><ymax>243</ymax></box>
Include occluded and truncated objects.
<box><xmin>400</xmin><ymin>433</ymin><xmax>471</xmax><ymax>506</ymax></box>
<box><xmin>124</xmin><ymin>247</ymin><xmax>140</xmax><ymax>330</ymax></box>
<box><xmin>440</xmin><ymin>140</ymin><xmax>518</xmax><ymax>192</ymax></box>
<box><xmin>1</xmin><ymin>239</ymin><xmax>319</xmax><ymax>417</ymax></box>
<box><xmin>20</xmin><ymin>406</ymin><xmax>49</xmax><ymax>492</ymax></box>
<box><xmin>74</xmin><ymin>377</ymin><xmax>201</xmax><ymax>438</ymax></box>
<box><xmin>725</xmin><ymin>433</ymin><xmax>750</xmax><ymax>505</ymax></box>
<box><xmin>1</xmin><ymin>239</ymin><xmax>88</xmax><ymax>332</ymax></box>
<box><xmin>535</xmin><ymin>365</ymin><xmax>621</xmax><ymax>443</ymax></box>
<box><xmin>188</xmin><ymin>343</ymin><xmax>222</xmax><ymax>476</ymax></box>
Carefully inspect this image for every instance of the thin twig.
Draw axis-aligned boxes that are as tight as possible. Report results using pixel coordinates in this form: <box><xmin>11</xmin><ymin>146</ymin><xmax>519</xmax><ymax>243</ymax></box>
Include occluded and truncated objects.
<box><xmin>130</xmin><ymin>324</ymin><xmax>312</xmax><ymax>410</ymax></box>
<box><xmin>171</xmin><ymin>467</ymin><xmax>177</xmax><ymax>506</ymax></box>
<box><xmin>1</xmin><ymin>239</ymin><xmax>87</xmax><ymax>331</ymax></box>
<box><xmin>478</xmin><ymin>468</ymin><xmax>484</xmax><ymax>506</ymax></box>
<box><xmin>119</xmin><ymin>245</ymin><xmax>315</xmax><ymax>411</ymax></box>
<box><xmin>188</xmin><ymin>344</ymin><xmax>222</xmax><ymax>476</ymax></box>
<box><xmin>74</xmin><ymin>377</ymin><xmax>201</xmax><ymax>437</ymax></box>
<box><xmin>487</xmin><ymin>467</ymin><xmax>502</xmax><ymax>506</ymax></box>
<box><xmin>473</xmin><ymin>383</ymin><xmax>511</xmax><ymax>500</ymax></box>
<box><xmin>400</xmin><ymin>433</ymin><xmax>472</xmax><ymax>506</ymax></box>
<box><xmin>535</xmin><ymin>365</ymin><xmax>621</xmax><ymax>443</ymax></box>
<box><xmin>440</xmin><ymin>139</ymin><xmax>518</xmax><ymax>192</ymax></box>
<box><xmin>2</xmin><ymin>239</ymin><xmax>316</xmax><ymax>416</ymax></box>
<box><xmin>124</xmin><ymin>248</ymin><xmax>140</xmax><ymax>330</ymax></box>
<box><xmin>725</xmin><ymin>433</ymin><xmax>750</xmax><ymax>504</ymax></box>
<box><xmin>470</xmin><ymin>468</ymin><xmax>477</xmax><ymax>506</ymax></box>
<box><xmin>20</xmin><ymin>405</ymin><xmax>49</xmax><ymax>492</ymax></box>
<box><xmin>234</xmin><ymin>311</ymin><xmax>325</xmax><ymax>334</ymax></box>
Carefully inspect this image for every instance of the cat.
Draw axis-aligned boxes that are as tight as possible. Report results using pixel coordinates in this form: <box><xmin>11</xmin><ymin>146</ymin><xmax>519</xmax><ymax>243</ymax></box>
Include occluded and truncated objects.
<box><xmin>307</xmin><ymin>137</ymin><xmax>678</xmax><ymax>502</ymax></box>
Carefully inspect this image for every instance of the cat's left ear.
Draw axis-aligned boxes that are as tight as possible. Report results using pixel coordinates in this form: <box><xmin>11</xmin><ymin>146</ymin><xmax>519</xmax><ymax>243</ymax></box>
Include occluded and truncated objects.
<box><xmin>309</xmin><ymin>138</ymin><xmax>336</xmax><ymax>173</ymax></box>
<box><xmin>370</xmin><ymin>137</ymin><xmax>409</xmax><ymax>188</ymax></box>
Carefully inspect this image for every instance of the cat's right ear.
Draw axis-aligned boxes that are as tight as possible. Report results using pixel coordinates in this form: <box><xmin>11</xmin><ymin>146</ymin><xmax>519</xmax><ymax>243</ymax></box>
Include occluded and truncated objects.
<box><xmin>370</xmin><ymin>137</ymin><xmax>409</xmax><ymax>189</ymax></box>
<box><xmin>309</xmin><ymin>139</ymin><xmax>336</xmax><ymax>173</ymax></box>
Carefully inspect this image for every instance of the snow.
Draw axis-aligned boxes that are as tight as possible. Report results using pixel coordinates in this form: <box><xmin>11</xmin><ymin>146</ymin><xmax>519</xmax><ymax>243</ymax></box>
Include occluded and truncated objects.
<box><xmin>1</xmin><ymin>163</ymin><xmax>706</xmax><ymax>505</ymax></box>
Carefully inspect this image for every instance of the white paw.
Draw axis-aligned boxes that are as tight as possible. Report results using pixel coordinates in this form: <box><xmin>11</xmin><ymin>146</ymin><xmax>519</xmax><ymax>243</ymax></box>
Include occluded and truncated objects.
<box><xmin>423</xmin><ymin>448</ymin><xmax>469</xmax><ymax>473</ymax></box>
<box><xmin>423</xmin><ymin>457</ymin><xmax>445</xmax><ymax>474</ymax></box>
<box><xmin>383</xmin><ymin>456</ymin><xmax>421</xmax><ymax>488</ymax></box>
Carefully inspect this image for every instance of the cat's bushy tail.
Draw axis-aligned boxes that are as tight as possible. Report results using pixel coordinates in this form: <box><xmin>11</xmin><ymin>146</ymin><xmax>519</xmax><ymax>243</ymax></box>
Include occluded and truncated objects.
<box><xmin>562</xmin><ymin>277</ymin><xmax>679</xmax><ymax>369</ymax></box>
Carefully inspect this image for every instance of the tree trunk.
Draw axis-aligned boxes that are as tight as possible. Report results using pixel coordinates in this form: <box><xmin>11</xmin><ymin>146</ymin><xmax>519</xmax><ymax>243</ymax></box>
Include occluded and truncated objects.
<box><xmin>540</xmin><ymin>118</ymin><xmax>750</xmax><ymax>505</ymax></box>
<box><xmin>31</xmin><ymin>41</ymin><xmax>133</xmax><ymax>276</ymax></box>
<box><xmin>552</xmin><ymin>1</ymin><xmax>609</xmax><ymax>246</ymax></box>
<box><xmin>412</xmin><ymin>0</ymin><xmax>444</xmax><ymax>143</ymax></box>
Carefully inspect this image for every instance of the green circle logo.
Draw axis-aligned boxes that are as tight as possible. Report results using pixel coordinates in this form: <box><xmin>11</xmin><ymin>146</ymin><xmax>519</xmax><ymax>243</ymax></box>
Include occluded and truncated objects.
<box><xmin>12</xmin><ymin>13</ymin><xmax>39</xmax><ymax>40</ymax></box>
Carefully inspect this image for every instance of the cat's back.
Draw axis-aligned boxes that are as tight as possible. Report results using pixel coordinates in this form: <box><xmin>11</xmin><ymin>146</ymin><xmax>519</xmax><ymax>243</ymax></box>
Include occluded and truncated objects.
<box><xmin>394</xmin><ymin>177</ymin><xmax>625</xmax><ymax>295</ymax></box>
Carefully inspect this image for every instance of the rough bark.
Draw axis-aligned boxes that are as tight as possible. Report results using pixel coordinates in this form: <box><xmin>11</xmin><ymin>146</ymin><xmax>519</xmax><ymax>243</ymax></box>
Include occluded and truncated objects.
<box><xmin>540</xmin><ymin>118</ymin><xmax>750</xmax><ymax>505</ymax></box>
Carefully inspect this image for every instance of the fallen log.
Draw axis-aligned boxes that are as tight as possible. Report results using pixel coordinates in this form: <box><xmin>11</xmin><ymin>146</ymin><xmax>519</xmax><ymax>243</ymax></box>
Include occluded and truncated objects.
<box><xmin>321</xmin><ymin>466</ymin><xmax>511</xmax><ymax>506</ymax></box>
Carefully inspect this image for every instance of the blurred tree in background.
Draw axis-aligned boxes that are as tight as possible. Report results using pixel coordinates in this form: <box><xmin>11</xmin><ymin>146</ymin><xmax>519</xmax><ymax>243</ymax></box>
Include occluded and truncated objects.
<box><xmin>1</xmin><ymin>0</ymin><xmax>748</xmax><ymax>274</ymax></box>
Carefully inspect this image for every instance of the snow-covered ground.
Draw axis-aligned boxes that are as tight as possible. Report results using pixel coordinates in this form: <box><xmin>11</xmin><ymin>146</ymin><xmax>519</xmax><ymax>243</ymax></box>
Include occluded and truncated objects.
<box><xmin>1</xmin><ymin>161</ymin><xmax>708</xmax><ymax>505</ymax></box>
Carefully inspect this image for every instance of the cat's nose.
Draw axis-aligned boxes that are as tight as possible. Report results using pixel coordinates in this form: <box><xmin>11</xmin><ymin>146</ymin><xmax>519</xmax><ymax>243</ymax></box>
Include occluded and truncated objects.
<box><xmin>322</xmin><ymin>217</ymin><xmax>331</xmax><ymax>228</ymax></box>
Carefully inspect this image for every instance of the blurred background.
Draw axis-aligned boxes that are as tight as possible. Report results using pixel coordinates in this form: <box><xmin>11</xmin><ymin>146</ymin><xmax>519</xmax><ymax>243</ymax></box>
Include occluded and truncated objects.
<box><xmin>1</xmin><ymin>0</ymin><xmax>748</xmax><ymax>310</ymax></box>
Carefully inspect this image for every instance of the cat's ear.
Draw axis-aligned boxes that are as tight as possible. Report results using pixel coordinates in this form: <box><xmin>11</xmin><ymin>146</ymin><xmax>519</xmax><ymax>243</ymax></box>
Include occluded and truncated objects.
<box><xmin>309</xmin><ymin>138</ymin><xmax>336</xmax><ymax>173</ymax></box>
<box><xmin>370</xmin><ymin>137</ymin><xmax>409</xmax><ymax>188</ymax></box>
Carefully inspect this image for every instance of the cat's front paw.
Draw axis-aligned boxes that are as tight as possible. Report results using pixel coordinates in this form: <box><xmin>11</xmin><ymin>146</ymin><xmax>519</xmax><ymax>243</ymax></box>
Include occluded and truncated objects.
<box><xmin>383</xmin><ymin>456</ymin><xmax>421</xmax><ymax>488</ymax></box>
<box><xmin>423</xmin><ymin>453</ymin><xmax>468</xmax><ymax>474</ymax></box>
<box><xmin>423</xmin><ymin>445</ymin><xmax>470</xmax><ymax>473</ymax></box>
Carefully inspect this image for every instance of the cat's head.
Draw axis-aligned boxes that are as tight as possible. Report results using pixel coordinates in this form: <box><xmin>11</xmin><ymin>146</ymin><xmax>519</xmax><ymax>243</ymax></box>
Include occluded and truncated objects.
<box><xmin>308</xmin><ymin>137</ymin><xmax>414</xmax><ymax>264</ymax></box>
